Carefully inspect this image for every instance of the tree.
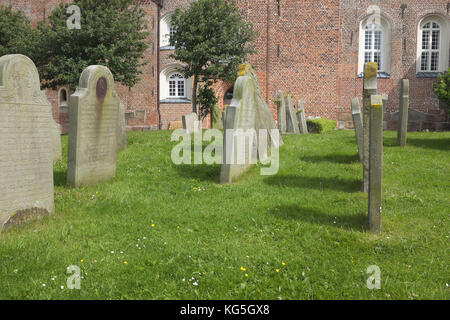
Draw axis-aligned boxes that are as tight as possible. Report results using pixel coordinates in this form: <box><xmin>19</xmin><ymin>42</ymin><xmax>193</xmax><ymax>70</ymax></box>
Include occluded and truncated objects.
<box><xmin>36</xmin><ymin>0</ymin><xmax>149</xmax><ymax>90</ymax></box>
<box><xmin>0</xmin><ymin>5</ymin><xmax>39</xmax><ymax>58</ymax></box>
<box><xmin>433</xmin><ymin>68</ymin><xmax>450</xmax><ymax>108</ymax></box>
<box><xmin>169</xmin><ymin>0</ymin><xmax>255</xmax><ymax>114</ymax></box>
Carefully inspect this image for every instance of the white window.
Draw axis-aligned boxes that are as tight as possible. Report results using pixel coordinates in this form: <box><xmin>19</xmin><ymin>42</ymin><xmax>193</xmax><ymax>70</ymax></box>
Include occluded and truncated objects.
<box><xmin>364</xmin><ymin>23</ymin><xmax>383</xmax><ymax>71</ymax></box>
<box><xmin>358</xmin><ymin>15</ymin><xmax>391</xmax><ymax>75</ymax></box>
<box><xmin>417</xmin><ymin>15</ymin><xmax>449</xmax><ymax>74</ymax></box>
<box><xmin>420</xmin><ymin>22</ymin><xmax>441</xmax><ymax>71</ymax></box>
<box><xmin>168</xmin><ymin>73</ymin><xmax>185</xmax><ymax>98</ymax></box>
<box><xmin>160</xmin><ymin>13</ymin><xmax>174</xmax><ymax>47</ymax></box>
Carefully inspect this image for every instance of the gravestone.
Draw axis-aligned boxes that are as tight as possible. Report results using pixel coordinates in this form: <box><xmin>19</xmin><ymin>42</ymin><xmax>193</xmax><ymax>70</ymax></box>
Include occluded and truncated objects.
<box><xmin>182</xmin><ymin>112</ymin><xmax>200</xmax><ymax>133</ymax></box>
<box><xmin>117</xmin><ymin>101</ymin><xmax>127</xmax><ymax>151</ymax></box>
<box><xmin>285</xmin><ymin>95</ymin><xmax>299</xmax><ymax>134</ymax></box>
<box><xmin>351</xmin><ymin>98</ymin><xmax>363</xmax><ymax>162</ymax></box>
<box><xmin>211</xmin><ymin>105</ymin><xmax>223</xmax><ymax>129</ymax></box>
<box><xmin>369</xmin><ymin>94</ymin><xmax>383</xmax><ymax>234</ymax></box>
<box><xmin>296</xmin><ymin>100</ymin><xmax>308</xmax><ymax>134</ymax></box>
<box><xmin>67</xmin><ymin>65</ymin><xmax>120</xmax><ymax>188</ymax></box>
<box><xmin>220</xmin><ymin>64</ymin><xmax>281</xmax><ymax>184</ymax></box>
<box><xmin>397</xmin><ymin>79</ymin><xmax>409</xmax><ymax>147</ymax></box>
<box><xmin>52</xmin><ymin>120</ymin><xmax>62</xmax><ymax>161</ymax></box>
<box><xmin>0</xmin><ymin>54</ymin><xmax>54</xmax><ymax>231</ymax></box>
<box><xmin>362</xmin><ymin>62</ymin><xmax>377</xmax><ymax>193</ymax></box>
<box><xmin>277</xmin><ymin>91</ymin><xmax>287</xmax><ymax>134</ymax></box>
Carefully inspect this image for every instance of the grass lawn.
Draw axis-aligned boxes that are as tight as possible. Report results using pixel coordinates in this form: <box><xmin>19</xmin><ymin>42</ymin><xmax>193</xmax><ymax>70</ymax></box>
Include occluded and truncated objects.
<box><xmin>0</xmin><ymin>130</ymin><xmax>448</xmax><ymax>299</ymax></box>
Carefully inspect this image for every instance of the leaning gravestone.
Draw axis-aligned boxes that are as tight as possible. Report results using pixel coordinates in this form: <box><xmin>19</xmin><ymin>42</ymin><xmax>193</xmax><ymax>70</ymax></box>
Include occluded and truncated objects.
<box><xmin>397</xmin><ymin>79</ymin><xmax>409</xmax><ymax>147</ymax></box>
<box><xmin>285</xmin><ymin>95</ymin><xmax>300</xmax><ymax>134</ymax></box>
<box><xmin>182</xmin><ymin>112</ymin><xmax>201</xmax><ymax>134</ymax></box>
<box><xmin>67</xmin><ymin>65</ymin><xmax>120</xmax><ymax>188</ymax></box>
<box><xmin>362</xmin><ymin>62</ymin><xmax>377</xmax><ymax>193</ymax></box>
<box><xmin>211</xmin><ymin>105</ymin><xmax>223</xmax><ymax>130</ymax></box>
<box><xmin>52</xmin><ymin>120</ymin><xmax>62</xmax><ymax>161</ymax></box>
<box><xmin>117</xmin><ymin>101</ymin><xmax>127</xmax><ymax>151</ymax></box>
<box><xmin>220</xmin><ymin>64</ymin><xmax>282</xmax><ymax>184</ymax></box>
<box><xmin>351</xmin><ymin>98</ymin><xmax>363</xmax><ymax>162</ymax></box>
<box><xmin>296</xmin><ymin>100</ymin><xmax>308</xmax><ymax>134</ymax></box>
<box><xmin>0</xmin><ymin>54</ymin><xmax>54</xmax><ymax>231</ymax></box>
<box><xmin>277</xmin><ymin>91</ymin><xmax>287</xmax><ymax>134</ymax></box>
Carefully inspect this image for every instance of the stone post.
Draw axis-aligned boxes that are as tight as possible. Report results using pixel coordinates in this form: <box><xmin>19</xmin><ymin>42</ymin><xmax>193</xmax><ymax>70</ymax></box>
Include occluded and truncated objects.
<box><xmin>369</xmin><ymin>94</ymin><xmax>383</xmax><ymax>234</ymax></box>
<box><xmin>277</xmin><ymin>91</ymin><xmax>286</xmax><ymax>134</ymax></box>
<box><xmin>351</xmin><ymin>98</ymin><xmax>363</xmax><ymax>162</ymax></box>
<box><xmin>362</xmin><ymin>62</ymin><xmax>378</xmax><ymax>193</ymax></box>
<box><xmin>297</xmin><ymin>100</ymin><xmax>308</xmax><ymax>134</ymax></box>
<box><xmin>397</xmin><ymin>79</ymin><xmax>409</xmax><ymax>147</ymax></box>
<box><xmin>285</xmin><ymin>95</ymin><xmax>300</xmax><ymax>134</ymax></box>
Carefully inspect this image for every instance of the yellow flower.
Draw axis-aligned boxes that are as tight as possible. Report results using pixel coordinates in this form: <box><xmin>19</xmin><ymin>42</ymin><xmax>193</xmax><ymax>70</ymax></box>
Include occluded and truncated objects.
<box><xmin>276</xmin><ymin>269</ymin><xmax>280</xmax><ymax>273</ymax></box>
<box><xmin>124</xmin><ymin>261</ymin><xmax>128</xmax><ymax>265</ymax></box>
<box><xmin>80</xmin><ymin>259</ymin><xmax>84</xmax><ymax>263</ymax></box>
<box><xmin>240</xmin><ymin>267</ymin><xmax>246</xmax><ymax>272</ymax></box>
<box><xmin>282</xmin><ymin>262</ymin><xmax>286</xmax><ymax>266</ymax></box>
<box><xmin>151</xmin><ymin>224</ymin><xmax>155</xmax><ymax>227</ymax></box>
<box><xmin>245</xmin><ymin>274</ymin><xmax>248</xmax><ymax>277</ymax></box>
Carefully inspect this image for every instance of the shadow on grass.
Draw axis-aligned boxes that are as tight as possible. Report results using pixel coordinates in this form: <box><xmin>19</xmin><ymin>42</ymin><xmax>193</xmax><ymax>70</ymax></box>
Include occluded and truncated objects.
<box><xmin>267</xmin><ymin>204</ymin><xmax>368</xmax><ymax>231</ymax></box>
<box><xmin>264</xmin><ymin>175</ymin><xmax>362</xmax><ymax>193</ymax></box>
<box><xmin>406</xmin><ymin>137</ymin><xmax>450</xmax><ymax>151</ymax></box>
<box><xmin>300</xmin><ymin>153</ymin><xmax>359</xmax><ymax>164</ymax></box>
<box><xmin>54</xmin><ymin>170</ymin><xmax>67</xmax><ymax>187</ymax></box>
<box><xmin>173</xmin><ymin>163</ymin><xmax>220</xmax><ymax>182</ymax></box>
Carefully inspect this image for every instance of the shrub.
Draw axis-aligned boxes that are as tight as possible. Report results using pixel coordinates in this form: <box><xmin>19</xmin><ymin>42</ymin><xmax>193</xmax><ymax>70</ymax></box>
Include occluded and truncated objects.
<box><xmin>306</xmin><ymin>119</ymin><xmax>336</xmax><ymax>134</ymax></box>
<box><xmin>433</xmin><ymin>68</ymin><xmax>449</xmax><ymax>114</ymax></box>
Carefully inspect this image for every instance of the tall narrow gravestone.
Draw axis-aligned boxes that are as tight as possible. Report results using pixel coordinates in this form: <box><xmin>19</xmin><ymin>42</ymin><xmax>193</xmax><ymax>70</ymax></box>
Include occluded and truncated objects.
<box><xmin>117</xmin><ymin>101</ymin><xmax>127</xmax><ymax>151</ymax></box>
<box><xmin>182</xmin><ymin>112</ymin><xmax>201</xmax><ymax>134</ymax></box>
<box><xmin>296</xmin><ymin>100</ymin><xmax>308</xmax><ymax>134</ymax></box>
<box><xmin>220</xmin><ymin>64</ymin><xmax>282</xmax><ymax>184</ymax></box>
<box><xmin>0</xmin><ymin>54</ymin><xmax>54</xmax><ymax>231</ymax></box>
<box><xmin>351</xmin><ymin>98</ymin><xmax>363</xmax><ymax>162</ymax></box>
<box><xmin>362</xmin><ymin>62</ymin><xmax>377</xmax><ymax>193</ymax></box>
<box><xmin>397</xmin><ymin>79</ymin><xmax>409</xmax><ymax>147</ymax></box>
<box><xmin>67</xmin><ymin>65</ymin><xmax>120</xmax><ymax>188</ymax></box>
<box><xmin>369</xmin><ymin>95</ymin><xmax>383</xmax><ymax>234</ymax></box>
<box><xmin>52</xmin><ymin>119</ymin><xmax>62</xmax><ymax>162</ymax></box>
<box><xmin>285</xmin><ymin>95</ymin><xmax>299</xmax><ymax>134</ymax></box>
<box><xmin>277</xmin><ymin>91</ymin><xmax>287</xmax><ymax>134</ymax></box>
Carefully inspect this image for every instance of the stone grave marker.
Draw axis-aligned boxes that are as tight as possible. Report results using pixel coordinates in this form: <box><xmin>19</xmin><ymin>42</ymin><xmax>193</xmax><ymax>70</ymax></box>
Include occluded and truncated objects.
<box><xmin>369</xmin><ymin>94</ymin><xmax>383</xmax><ymax>234</ymax></box>
<box><xmin>182</xmin><ymin>112</ymin><xmax>200</xmax><ymax>134</ymax></box>
<box><xmin>277</xmin><ymin>91</ymin><xmax>287</xmax><ymax>134</ymax></box>
<box><xmin>117</xmin><ymin>101</ymin><xmax>127</xmax><ymax>151</ymax></box>
<box><xmin>52</xmin><ymin>119</ymin><xmax>62</xmax><ymax>161</ymax></box>
<box><xmin>0</xmin><ymin>54</ymin><xmax>54</xmax><ymax>231</ymax></box>
<box><xmin>285</xmin><ymin>95</ymin><xmax>299</xmax><ymax>134</ymax></box>
<box><xmin>397</xmin><ymin>79</ymin><xmax>409</xmax><ymax>147</ymax></box>
<box><xmin>296</xmin><ymin>100</ymin><xmax>308</xmax><ymax>134</ymax></box>
<box><xmin>351</xmin><ymin>98</ymin><xmax>363</xmax><ymax>162</ymax></box>
<box><xmin>67</xmin><ymin>65</ymin><xmax>120</xmax><ymax>188</ymax></box>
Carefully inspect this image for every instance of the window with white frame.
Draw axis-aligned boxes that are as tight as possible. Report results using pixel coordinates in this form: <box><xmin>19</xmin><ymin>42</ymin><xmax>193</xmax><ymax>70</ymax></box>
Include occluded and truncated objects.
<box><xmin>419</xmin><ymin>22</ymin><xmax>441</xmax><ymax>72</ymax></box>
<box><xmin>364</xmin><ymin>23</ymin><xmax>383</xmax><ymax>71</ymax></box>
<box><xmin>358</xmin><ymin>15</ymin><xmax>391</xmax><ymax>75</ymax></box>
<box><xmin>168</xmin><ymin>73</ymin><xmax>185</xmax><ymax>98</ymax></box>
<box><xmin>169</xmin><ymin>25</ymin><xmax>176</xmax><ymax>42</ymax></box>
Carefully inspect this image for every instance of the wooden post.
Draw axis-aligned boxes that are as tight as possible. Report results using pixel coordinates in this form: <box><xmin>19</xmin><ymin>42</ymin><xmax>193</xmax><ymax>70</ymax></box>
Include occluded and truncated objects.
<box><xmin>369</xmin><ymin>94</ymin><xmax>383</xmax><ymax>234</ymax></box>
<box><xmin>362</xmin><ymin>62</ymin><xmax>378</xmax><ymax>193</ymax></box>
<box><xmin>397</xmin><ymin>79</ymin><xmax>409</xmax><ymax>147</ymax></box>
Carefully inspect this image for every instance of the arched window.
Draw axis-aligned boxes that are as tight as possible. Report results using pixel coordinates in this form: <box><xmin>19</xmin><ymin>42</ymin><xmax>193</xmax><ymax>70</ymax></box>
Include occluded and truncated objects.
<box><xmin>358</xmin><ymin>15</ymin><xmax>391</xmax><ymax>76</ymax></box>
<box><xmin>419</xmin><ymin>22</ymin><xmax>441</xmax><ymax>72</ymax></box>
<box><xmin>160</xmin><ymin>13</ymin><xmax>174</xmax><ymax>48</ymax></box>
<box><xmin>168</xmin><ymin>73</ymin><xmax>185</xmax><ymax>98</ymax></box>
<box><xmin>59</xmin><ymin>88</ymin><xmax>68</xmax><ymax>106</ymax></box>
<box><xmin>417</xmin><ymin>15</ymin><xmax>449</xmax><ymax>74</ymax></box>
<box><xmin>364</xmin><ymin>23</ymin><xmax>383</xmax><ymax>71</ymax></box>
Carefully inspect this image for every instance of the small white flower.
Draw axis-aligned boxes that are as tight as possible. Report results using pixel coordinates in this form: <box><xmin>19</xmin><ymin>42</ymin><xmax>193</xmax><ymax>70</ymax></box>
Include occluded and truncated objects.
<box><xmin>182</xmin><ymin>278</ymin><xmax>185</xmax><ymax>282</ymax></box>
<box><xmin>120</xmin><ymin>251</ymin><xmax>124</xmax><ymax>254</ymax></box>
<box><xmin>193</xmin><ymin>282</ymin><xmax>198</xmax><ymax>286</ymax></box>
<box><xmin>60</xmin><ymin>286</ymin><xmax>64</xmax><ymax>289</ymax></box>
<box><xmin>111</xmin><ymin>251</ymin><xmax>114</xmax><ymax>254</ymax></box>
<box><xmin>42</xmin><ymin>283</ymin><xmax>46</xmax><ymax>287</ymax></box>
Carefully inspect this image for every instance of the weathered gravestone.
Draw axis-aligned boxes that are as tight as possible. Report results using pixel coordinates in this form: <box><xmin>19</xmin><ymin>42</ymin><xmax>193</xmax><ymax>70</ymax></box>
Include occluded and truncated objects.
<box><xmin>276</xmin><ymin>91</ymin><xmax>287</xmax><ymax>134</ymax></box>
<box><xmin>397</xmin><ymin>79</ymin><xmax>409</xmax><ymax>147</ymax></box>
<box><xmin>67</xmin><ymin>65</ymin><xmax>120</xmax><ymax>188</ymax></box>
<box><xmin>182</xmin><ymin>112</ymin><xmax>201</xmax><ymax>134</ymax></box>
<box><xmin>52</xmin><ymin>119</ymin><xmax>62</xmax><ymax>162</ymax></box>
<box><xmin>220</xmin><ymin>64</ymin><xmax>282</xmax><ymax>184</ymax></box>
<box><xmin>285</xmin><ymin>95</ymin><xmax>299</xmax><ymax>134</ymax></box>
<box><xmin>0</xmin><ymin>54</ymin><xmax>54</xmax><ymax>231</ymax></box>
<box><xmin>117</xmin><ymin>101</ymin><xmax>127</xmax><ymax>151</ymax></box>
<box><xmin>351</xmin><ymin>98</ymin><xmax>363</xmax><ymax>162</ymax></box>
<box><xmin>211</xmin><ymin>105</ymin><xmax>223</xmax><ymax>130</ymax></box>
<box><xmin>296</xmin><ymin>100</ymin><xmax>308</xmax><ymax>134</ymax></box>
<box><xmin>362</xmin><ymin>62</ymin><xmax>378</xmax><ymax>193</ymax></box>
<box><xmin>369</xmin><ymin>94</ymin><xmax>383</xmax><ymax>234</ymax></box>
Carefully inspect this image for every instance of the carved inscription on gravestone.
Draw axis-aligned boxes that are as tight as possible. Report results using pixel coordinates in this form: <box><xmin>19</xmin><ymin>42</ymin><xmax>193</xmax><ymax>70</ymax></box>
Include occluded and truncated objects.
<box><xmin>0</xmin><ymin>54</ymin><xmax>54</xmax><ymax>230</ymax></box>
<box><xmin>67</xmin><ymin>66</ymin><xmax>119</xmax><ymax>187</ymax></box>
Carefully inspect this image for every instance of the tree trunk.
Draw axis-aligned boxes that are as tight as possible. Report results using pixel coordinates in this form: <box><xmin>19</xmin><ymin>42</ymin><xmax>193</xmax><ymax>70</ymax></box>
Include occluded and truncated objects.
<box><xmin>192</xmin><ymin>75</ymin><xmax>198</xmax><ymax>114</ymax></box>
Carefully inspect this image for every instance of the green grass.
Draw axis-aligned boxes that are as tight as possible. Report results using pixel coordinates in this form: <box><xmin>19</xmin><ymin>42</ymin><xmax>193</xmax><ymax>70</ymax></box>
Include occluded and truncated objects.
<box><xmin>0</xmin><ymin>130</ymin><xmax>449</xmax><ymax>300</ymax></box>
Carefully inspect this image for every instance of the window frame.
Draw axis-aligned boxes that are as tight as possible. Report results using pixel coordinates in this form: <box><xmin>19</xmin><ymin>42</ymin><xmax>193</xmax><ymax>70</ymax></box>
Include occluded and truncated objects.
<box><xmin>168</xmin><ymin>73</ymin><xmax>186</xmax><ymax>98</ymax></box>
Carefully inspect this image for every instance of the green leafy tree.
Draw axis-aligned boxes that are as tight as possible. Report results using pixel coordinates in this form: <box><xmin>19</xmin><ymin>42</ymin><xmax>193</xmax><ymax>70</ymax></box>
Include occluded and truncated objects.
<box><xmin>0</xmin><ymin>5</ymin><xmax>39</xmax><ymax>58</ymax></box>
<box><xmin>169</xmin><ymin>0</ymin><xmax>255</xmax><ymax>114</ymax></box>
<box><xmin>36</xmin><ymin>0</ymin><xmax>149</xmax><ymax>90</ymax></box>
<box><xmin>433</xmin><ymin>68</ymin><xmax>450</xmax><ymax>108</ymax></box>
<box><xmin>197</xmin><ymin>82</ymin><xmax>218</xmax><ymax>121</ymax></box>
